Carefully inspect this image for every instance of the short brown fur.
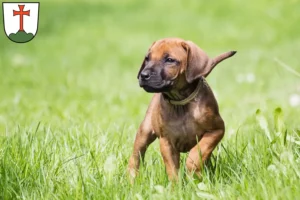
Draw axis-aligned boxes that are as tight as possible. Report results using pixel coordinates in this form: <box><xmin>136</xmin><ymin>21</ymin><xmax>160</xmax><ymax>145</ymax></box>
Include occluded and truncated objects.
<box><xmin>128</xmin><ymin>38</ymin><xmax>236</xmax><ymax>180</ymax></box>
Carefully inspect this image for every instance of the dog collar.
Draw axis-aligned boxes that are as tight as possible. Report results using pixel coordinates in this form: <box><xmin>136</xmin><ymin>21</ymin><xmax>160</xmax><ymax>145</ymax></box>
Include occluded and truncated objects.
<box><xmin>168</xmin><ymin>79</ymin><xmax>202</xmax><ymax>106</ymax></box>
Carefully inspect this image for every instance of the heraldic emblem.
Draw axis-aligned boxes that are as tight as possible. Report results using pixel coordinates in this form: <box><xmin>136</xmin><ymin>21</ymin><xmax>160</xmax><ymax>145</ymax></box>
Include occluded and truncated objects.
<box><xmin>2</xmin><ymin>2</ymin><xmax>40</xmax><ymax>43</ymax></box>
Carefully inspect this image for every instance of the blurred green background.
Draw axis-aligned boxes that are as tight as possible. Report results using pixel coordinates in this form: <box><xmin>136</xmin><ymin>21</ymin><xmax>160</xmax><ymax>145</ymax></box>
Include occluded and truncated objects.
<box><xmin>0</xmin><ymin>0</ymin><xmax>299</xmax><ymax>199</ymax></box>
<box><xmin>0</xmin><ymin>0</ymin><xmax>299</xmax><ymax>131</ymax></box>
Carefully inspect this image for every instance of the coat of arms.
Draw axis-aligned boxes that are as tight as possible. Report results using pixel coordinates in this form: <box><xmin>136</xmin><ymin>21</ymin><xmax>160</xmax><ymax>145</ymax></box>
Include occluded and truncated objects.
<box><xmin>2</xmin><ymin>2</ymin><xmax>40</xmax><ymax>43</ymax></box>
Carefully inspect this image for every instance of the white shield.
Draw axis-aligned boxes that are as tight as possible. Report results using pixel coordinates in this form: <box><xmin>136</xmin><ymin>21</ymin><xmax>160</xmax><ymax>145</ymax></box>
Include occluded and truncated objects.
<box><xmin>2</xmin><ymin>2</ymin><xmax>39</xmax><ymax>43</ymax></box>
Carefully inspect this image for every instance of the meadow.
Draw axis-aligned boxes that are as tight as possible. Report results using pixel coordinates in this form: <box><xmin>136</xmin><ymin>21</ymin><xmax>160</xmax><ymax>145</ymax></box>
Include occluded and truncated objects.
<box><xmin>0</xmin><ymin>0</ymin><xmax>299</xmax><ymax>199</ymax></box>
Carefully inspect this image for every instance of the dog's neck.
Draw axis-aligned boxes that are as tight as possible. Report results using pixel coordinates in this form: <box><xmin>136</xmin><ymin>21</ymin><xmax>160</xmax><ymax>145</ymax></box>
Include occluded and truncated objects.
<box><xmin>162</xmin><ymin>78</ymin><xmax>202</xmax><ymax>105</ymax></box>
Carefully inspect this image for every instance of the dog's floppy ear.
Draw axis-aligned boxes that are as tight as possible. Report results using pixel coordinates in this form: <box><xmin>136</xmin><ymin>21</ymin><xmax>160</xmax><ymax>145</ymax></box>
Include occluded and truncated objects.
<box><xmin>137</xmin><ymin>41</ymin><xmax>156</xmax><ymax>79</ymax></box>
<box><xmin>182</xmin><ymin>41</ymin><xmax>236</xmax><ymax>83</ymax></box>
<box><xmin>182</xmin><ymin>41</ymin><xmax>211</xmax><ymax>83</ymax></box>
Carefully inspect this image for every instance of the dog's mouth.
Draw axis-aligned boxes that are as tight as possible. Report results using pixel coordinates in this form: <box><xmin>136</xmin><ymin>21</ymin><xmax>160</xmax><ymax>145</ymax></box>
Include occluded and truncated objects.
<box><xmin>139</xmin><ymin>80</ymin><xmax>173</xmax><ymax>93</ymax></box>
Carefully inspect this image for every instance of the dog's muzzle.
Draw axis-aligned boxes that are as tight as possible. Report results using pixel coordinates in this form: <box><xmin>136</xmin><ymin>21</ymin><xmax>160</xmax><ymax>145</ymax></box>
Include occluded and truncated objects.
<box><xmin>139</xmin><ymin>69</ymin><xmax>172</xmax><ymax>93</ymax></box>
<box><xmin>140</xmin><ymin>70</ymin><xmax>151</xmax><ymax>81</ymax></box>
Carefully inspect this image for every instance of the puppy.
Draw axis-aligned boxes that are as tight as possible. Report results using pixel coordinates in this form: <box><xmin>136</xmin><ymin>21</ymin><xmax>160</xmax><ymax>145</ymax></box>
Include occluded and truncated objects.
<box><xmin>128</xmin><ymin>38</ymin><xmax>236</xmax><ymax>180</ymax></box>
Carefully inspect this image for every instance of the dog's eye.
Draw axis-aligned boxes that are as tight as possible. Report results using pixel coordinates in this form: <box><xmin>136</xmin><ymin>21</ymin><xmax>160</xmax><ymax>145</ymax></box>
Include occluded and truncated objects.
<box><xmin>166</xmin><ymin>58</ymin><xmax>176</xmax><ymax>63</ymax></box>
<box><xmin>145</xmin><ymin>56</ymin><xmax>149</xmax><ymax>61</ymax></box>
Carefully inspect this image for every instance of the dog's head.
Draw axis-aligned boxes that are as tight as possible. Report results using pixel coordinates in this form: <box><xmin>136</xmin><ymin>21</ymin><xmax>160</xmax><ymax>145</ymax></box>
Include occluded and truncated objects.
<box><xmin>137</xmin><ymin>38</ymin><xmax>236</xmax><ymax>93</ymax></box>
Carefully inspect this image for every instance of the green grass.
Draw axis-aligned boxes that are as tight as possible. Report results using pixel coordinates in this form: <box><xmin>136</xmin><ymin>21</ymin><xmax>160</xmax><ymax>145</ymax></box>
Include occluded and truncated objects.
<box><xmin>0</xmin><ymin>0</ymin><xmax>300</xmax><ymax>199</ymax></box>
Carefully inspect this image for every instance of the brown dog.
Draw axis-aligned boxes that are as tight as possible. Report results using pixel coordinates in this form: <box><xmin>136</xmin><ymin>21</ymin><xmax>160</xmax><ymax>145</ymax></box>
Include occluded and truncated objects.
<box><xmin>128</xmin><ymin>38</ymin><xmax>236</xmax><ymax>180</ymax></box>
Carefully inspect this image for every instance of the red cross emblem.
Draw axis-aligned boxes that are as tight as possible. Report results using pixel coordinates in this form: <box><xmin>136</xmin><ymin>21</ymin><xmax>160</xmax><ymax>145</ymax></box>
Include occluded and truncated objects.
<box><xmin>2</xmin><ymin>2</ymin><xmax>40</xmax><ymax>43</ymax></box>
<box><xmin>13</xmin><ymin>5</ymin><xmax>30</xmax><ymax>32</ymax></box>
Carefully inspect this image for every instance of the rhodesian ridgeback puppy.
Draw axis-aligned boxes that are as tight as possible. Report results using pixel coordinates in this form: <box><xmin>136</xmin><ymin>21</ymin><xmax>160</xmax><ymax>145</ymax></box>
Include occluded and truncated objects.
<box><xmin>128</xmin><ymin>38</ymin><xmax>236</xmax><ymax>180</ymax></box>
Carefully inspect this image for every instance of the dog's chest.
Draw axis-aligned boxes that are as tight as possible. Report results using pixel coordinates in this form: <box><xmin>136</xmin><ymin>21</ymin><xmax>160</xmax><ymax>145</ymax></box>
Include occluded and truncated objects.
<box><xmin>158</xmin><ymin>105</ymin><xmax>206</xmax><ymax>152</ymax></box>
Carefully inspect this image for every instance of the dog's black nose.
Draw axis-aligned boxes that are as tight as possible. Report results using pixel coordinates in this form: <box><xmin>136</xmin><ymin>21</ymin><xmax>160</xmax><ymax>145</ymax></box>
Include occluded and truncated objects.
<box><xmin>140</xmin><ymin>70</ymin><xmax>151</xmax><ymax>80</ymax></box>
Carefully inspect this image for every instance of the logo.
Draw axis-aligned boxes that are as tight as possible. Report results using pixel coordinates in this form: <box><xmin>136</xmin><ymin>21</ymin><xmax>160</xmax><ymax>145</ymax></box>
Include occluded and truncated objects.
<box><xmin>2</xmin><ymin>2</ymin><xmax>40</xmax><ymax>43</ymax></box>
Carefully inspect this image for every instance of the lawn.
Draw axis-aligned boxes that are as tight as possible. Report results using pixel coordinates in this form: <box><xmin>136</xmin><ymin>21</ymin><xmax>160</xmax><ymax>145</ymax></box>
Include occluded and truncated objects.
<box><xmin>0</xmin><ymin>0</ymin><xmax>299</xmax><ymax>199</ymax></box>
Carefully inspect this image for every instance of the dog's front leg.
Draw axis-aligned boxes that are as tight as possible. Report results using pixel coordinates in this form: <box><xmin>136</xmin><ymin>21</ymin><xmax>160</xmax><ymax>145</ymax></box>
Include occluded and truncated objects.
<box><xmin>159</xmin><ymin>137</ymin><xmax>180</xmax><ymax>181</ymax></box>
<box><xmin>186</xmin><ymin>128</ymin><xmax>224</xmax><ymax>177</ymax></box>
<box><xmin>128</xmin><ymin>124</ymin><xmax>157</xmax><ymax>179</ymax></box>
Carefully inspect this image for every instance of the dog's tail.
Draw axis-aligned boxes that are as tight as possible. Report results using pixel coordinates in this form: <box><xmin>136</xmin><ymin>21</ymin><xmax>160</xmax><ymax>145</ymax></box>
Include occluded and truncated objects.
<box><xmin>211</xmin><ymin>51</ymin><xmax>237</xmax><ymax>67</ymax></box>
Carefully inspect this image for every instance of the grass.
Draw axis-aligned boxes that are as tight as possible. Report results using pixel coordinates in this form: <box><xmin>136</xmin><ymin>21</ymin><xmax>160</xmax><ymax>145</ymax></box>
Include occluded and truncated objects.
<box><xmin>0</xmin><ymin>0</ymin><xmax>300</xmax><ymax>199</ymax></box>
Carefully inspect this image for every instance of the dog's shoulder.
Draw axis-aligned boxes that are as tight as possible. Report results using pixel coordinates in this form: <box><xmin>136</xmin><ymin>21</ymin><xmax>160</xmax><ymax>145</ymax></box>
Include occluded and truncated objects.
<box><xmin>195</xmin><ymin>77</ymin><xmax>221</xmax><ymax>116</ymax></box>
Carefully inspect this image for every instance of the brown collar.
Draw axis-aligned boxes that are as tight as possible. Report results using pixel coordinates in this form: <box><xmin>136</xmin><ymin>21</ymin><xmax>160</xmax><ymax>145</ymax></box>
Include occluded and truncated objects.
<box><xmin>166</xmin><ymin>79</ymin><xmax>202</xmax><ymax>106</ymax></box>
